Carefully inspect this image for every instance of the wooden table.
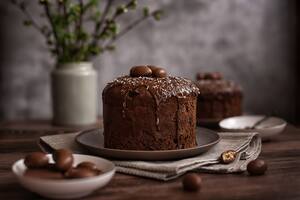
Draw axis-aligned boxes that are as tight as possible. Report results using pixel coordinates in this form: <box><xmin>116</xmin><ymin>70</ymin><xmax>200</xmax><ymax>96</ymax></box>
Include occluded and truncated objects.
<box><xmin>0</xmin><ymin>120</ymin><xmax>300</xmax><ymax>200</ymax></box>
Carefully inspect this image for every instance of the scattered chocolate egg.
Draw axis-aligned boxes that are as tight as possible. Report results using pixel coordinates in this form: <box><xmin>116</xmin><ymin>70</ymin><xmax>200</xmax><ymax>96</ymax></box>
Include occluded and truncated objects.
<box><xmin>53</xmin><ymin>149</ymin><xmax>74</xmax><ymax>171</ymax></box>
<box><xmin>182</xmin><ymin>173</ymin><xmax>202</xmax><ymax>192</ymax></box>
<box><xmin>130</xmin><ymin>66</ymin><xmax>152</xmax><ymax>77</ymax></box>
<box><xmin>22</xmin><ymin>151</ymin><xmax>103</xmax><ymax>181</ymax></box>
<box><xmin>77</xmin><ymin>161</ymin><xmax>98</xmax><ymax>171</ymax></box>
<box><xmin>24</xmin><ymin>168</ymin><xmax>64</xmax><ymax>180</ymax></box>
<box><xmin>247</xmin><ymin>159</ymin><xmax>268</xmax><ymax>175</ymax></box>
<box><xmin>24</xmin><ymin>152</ymin><xmax>49</xmax><ymax>169</ymax></box>
<box><xmin>65</xmin><ymin>168</ymin><xmax>98</xmax><ymax>179</ymax></box>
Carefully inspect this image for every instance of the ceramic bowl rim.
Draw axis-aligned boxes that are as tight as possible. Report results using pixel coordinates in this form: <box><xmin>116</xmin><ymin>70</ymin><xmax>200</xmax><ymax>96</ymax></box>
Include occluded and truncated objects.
<box><xmin>219</xmin><ymin>115</ymin><xmax>287</xmax><ymax>131</ymax></box>
<box><xmin>12</xmin><ymin>154</ymin><xmax>116</xmax><ymax>184</ymax></box>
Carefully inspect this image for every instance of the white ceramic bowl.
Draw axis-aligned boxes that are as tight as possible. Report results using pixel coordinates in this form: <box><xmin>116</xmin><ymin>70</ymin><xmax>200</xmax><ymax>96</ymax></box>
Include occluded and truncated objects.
<box><xmin>12</xmin><ymin>154</ymin><xmax>115</xmax><ymax>199</ymax></box>
<box><xmin>219</xmin><ymin>115</ymin><xmax>287</xmax><ymax>140</ymax></box>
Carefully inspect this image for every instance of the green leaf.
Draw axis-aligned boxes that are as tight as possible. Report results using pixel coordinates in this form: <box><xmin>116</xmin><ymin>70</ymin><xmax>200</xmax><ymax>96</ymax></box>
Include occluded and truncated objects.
<box><xmin>47</xmin><ymin>39</ymin><xmax>53</xmax><ymax>45</ymax></box>
<box><xmin>153</xmin><ymin>10</ymin><xmax>163</xmax><ymax>21</ymax></box>
<box><xmin>64</xmin><ymin>32</ymin><xmax>76</xmax><ymax>41</ymax></box>
<box><xmin>78</xmin><ymin>31</ymin><xmax>89</xmax><ymax>41</ymax></box>
<box><xmin>39</xmin><ymin>0</ymin><xmax>48</xmax><ymax>5</ymax></box>
<box><xmin>87</xmin><ymin>9</ymin><xmax>101</xmax><ymax>21</ymax></box>
<box><xmin>97</xmin><ymin>32</ymin><xmax>110</xmax><ymax>39</ymax></box>
<box><xmin>127</xmin><ymin>0</ymin><xmax>137</xmax><ymax>10</ymax></box>
<box><xmin>111</xmin><ymin>24</ymin><xmax>119</xmax><ymax>35</ymax></box>
<box><xmin>23</xmin><ymin>20</ymin><xmax>32</xmax><ymax>26</ymax></box>
<box><xmin>143</xmin><ymin>7</ymin><xmax>149</xmax><ymax>17</ymax></box>
<box><xmin>116</xmin><ymin>5</ymin><xmax>128</xmax><ymax>16</ymax></box>
<box><xmin>106</xmin><ymin>21</ymin><xmax>118</xmax><ymax>35</ymax></box>
<box><xmin>88</xmin><ymin>0</ymin><xmax>99</xmax><ymax>6</ymax></box>
<box><xmin>89</xmin><ymin>45</ymin><xmax>103</xmax><ymax>55</ymax></box>
<box><xmin>57</xmin><ymin>0</ymin><xmax>67</xmax><ymax>5</ymax></box>
<box><xmin>69</xmin><ymin>4</ymin><xmax>81</xmax><ymax>15</ymax></box>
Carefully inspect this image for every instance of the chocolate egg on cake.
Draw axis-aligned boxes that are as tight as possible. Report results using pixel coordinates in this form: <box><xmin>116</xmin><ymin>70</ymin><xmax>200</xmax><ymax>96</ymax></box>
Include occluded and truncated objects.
<box><xmin>102</xmin><ymin>65</ymin><xmax>200</xmax><ymax>150</ymax></box>
<box><xmin>195</xmin><ymin>72</ymin><xmax>243</xmax><ymax>123</ymax></box>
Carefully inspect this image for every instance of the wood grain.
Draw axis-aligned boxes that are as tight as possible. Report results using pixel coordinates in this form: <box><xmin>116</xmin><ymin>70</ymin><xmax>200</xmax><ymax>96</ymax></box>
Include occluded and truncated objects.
<box><xmin>0</xmin><ymin>121</ymin><xmax>299</xmax><ymax>200</ymax></box>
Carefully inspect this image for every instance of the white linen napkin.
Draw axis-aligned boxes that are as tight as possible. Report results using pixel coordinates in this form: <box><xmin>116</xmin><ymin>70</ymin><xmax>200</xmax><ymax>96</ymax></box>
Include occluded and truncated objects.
<box><xmin>39</xmin><ymin>131</ymin><xmax>261</xmax><ymax>181</ymax></box>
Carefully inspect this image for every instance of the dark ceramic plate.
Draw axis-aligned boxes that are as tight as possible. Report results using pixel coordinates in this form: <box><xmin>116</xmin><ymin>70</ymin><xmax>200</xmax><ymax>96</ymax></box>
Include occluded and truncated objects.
<box><xmin>76</xmin><ymin>127</ymin><xmax>220</xmax><ymax>161</ymax></box>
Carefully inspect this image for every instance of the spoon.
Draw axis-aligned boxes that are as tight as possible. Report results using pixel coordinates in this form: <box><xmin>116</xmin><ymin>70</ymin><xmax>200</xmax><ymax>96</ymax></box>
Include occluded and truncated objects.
<box><xmin>245</xmin><ymin>116</ymin><xmax>270</xmax><ymax>130</ymax></box>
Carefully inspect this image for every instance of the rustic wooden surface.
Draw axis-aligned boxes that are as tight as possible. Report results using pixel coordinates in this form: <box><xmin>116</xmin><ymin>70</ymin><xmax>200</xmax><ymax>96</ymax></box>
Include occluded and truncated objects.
<box><xmin>0</xmin><ymin>120</ymin><xmax>300</xmax><ymax>200</ymax></box>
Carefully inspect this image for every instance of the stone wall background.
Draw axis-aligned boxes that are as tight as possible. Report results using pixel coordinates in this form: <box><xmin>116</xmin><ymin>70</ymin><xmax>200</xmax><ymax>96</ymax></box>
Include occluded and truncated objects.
<box><xmin>0</xmin><ymin>0</ymin><xmax>298</xmax><ymax>122</ymax></box>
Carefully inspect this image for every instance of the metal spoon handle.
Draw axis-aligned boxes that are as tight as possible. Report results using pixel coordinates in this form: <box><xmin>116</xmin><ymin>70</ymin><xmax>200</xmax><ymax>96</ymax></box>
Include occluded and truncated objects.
<box><xmin>250</xmin><ymin>116</ymin><xmax>269</xmax><ymax>129</ymax></box>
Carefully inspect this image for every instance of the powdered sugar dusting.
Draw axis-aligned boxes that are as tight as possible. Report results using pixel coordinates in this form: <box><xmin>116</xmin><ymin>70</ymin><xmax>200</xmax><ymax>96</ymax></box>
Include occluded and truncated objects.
<box><xmin>195</xmin><ymin>79</ymin><xmax>242</xmax><ymax>94</ymax></box>
<box><xmin>104</xmin><ymin>76</ymin><xmax>199</xmax><ymax>102</ymax></box>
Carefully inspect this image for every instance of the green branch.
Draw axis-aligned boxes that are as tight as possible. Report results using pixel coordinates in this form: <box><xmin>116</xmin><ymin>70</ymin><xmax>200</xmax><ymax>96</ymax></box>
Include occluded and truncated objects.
<box><xmin>11</xmin><ymin>0</ymin><xmax>47</xmax><ymax>37</ymax></box>
<box><xmin>11</xmin><ymin>0</ymin><xmax>163</xmax><ymax>64</ymax></box>
<box><xmin>91</xmin><ymin>0</ymin><xmax>114</xmax><ymax>47</ymax></box>
<box><xmin>42</xmin><ymin>1</ymin><xmax>61</xmax><ymax>60</ymax></box>
<box><xmin>102</xmin><ymin>9</ymin><xmax>163</xmax><ymax>52</ymax></box>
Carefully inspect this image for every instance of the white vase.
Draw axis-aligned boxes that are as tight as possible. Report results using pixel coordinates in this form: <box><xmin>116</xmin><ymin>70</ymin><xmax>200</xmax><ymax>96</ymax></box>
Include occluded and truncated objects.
<box><xmin>51</xmin><ymin>62</ymin><xmax>98</xmax><ymax>126</ymax></box>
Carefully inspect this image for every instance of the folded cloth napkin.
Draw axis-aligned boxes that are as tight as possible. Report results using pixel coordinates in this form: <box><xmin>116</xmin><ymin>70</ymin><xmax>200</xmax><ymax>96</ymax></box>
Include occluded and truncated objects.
<box><xmin>39</xmin><ymin>131</ymin><xmax>261</xmax><ymax>181</ymax></box>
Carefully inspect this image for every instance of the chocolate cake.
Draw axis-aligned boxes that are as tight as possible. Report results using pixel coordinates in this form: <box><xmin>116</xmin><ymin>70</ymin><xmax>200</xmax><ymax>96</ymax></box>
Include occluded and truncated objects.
<box><xmin>102</xmin><ymin>65</ymin><xmax>199</xmax><ymax>150</ymax></box>
<box><xmin>195</xmin><ymin>72</ymin><xmax>243</xmax><ymax>123</ymax></box>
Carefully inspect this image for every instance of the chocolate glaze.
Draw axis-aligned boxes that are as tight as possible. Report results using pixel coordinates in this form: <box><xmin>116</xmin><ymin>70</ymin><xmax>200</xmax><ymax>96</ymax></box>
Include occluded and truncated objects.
<box><xmin>103</xmin><ymin>76</ymin><xmax>199</xmax><ymax>130</ymax></box>
<box><xmin>103</xmin><ymin>76</ymin><xmax>199</xmax><ymax>103</ymax></box>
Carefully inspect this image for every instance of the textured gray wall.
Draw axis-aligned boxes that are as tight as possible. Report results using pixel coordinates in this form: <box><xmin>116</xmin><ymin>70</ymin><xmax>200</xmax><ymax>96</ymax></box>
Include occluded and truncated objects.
<box><xmin>0</xmin><ymin>0</ymin><xmax>297</xmax><ymax>122</ymax></box>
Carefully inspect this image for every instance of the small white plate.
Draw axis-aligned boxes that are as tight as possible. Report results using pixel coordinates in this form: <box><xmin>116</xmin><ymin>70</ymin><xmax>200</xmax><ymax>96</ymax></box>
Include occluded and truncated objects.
<box><xmin>12</xmin><ymin>154</ymin><xmax>115</xmax><ymax>199</ymax></box>
<box><xmin>76</xmin><ymin>127</ymin><xmax>220</xmax><ymax>161</ymax></box>
<box><xmin>219</xmin><ymin>115</ymin><xmax>287</xmax><ymax>140</ymax></box>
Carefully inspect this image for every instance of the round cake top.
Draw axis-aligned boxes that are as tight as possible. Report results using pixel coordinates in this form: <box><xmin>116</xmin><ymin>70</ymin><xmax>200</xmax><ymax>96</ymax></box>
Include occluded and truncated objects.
<box><xmin>195</xmin><ymin>72</ymin><xmax>242</xmax><ymax>95</ymax></box>
<box><xmin>103</xmin><ymin>65</ymin><xmax>199</xmax><ymax>102</ymax></box>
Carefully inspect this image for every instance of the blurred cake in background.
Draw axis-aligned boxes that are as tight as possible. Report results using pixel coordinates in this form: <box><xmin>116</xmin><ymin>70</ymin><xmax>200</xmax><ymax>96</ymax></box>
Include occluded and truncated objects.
<box><xmin>195</xmin><ymin>72</ymin><xmax>243</xmax><ymax>125</ymax></box>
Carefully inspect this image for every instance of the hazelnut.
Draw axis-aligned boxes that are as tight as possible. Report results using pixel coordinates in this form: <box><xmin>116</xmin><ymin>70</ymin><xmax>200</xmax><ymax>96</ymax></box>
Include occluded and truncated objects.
<box><xmin>220</xmin><ymin>150</ymin><xmax>237</xmax><ymax>164</ymax></box>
